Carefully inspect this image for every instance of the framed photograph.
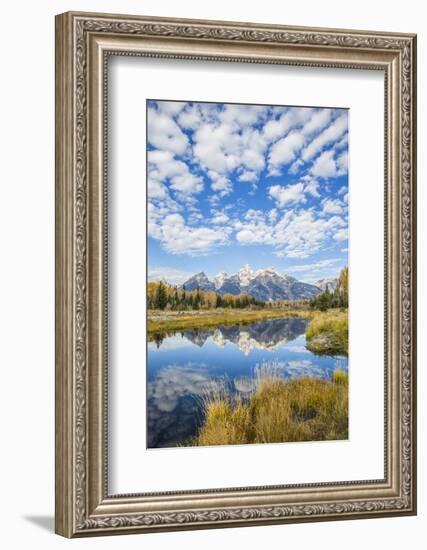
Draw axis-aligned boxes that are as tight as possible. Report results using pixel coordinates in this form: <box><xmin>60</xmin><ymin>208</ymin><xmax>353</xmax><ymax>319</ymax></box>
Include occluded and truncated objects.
<box><xmin>55</xmin><ymin>11</ymin><xmax>417</xmax><ymax>537</ymax></box>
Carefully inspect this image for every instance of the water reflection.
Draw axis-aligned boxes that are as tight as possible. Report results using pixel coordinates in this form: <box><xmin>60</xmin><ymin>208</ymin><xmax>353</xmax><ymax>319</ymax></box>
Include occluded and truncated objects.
<box><xmin>147</xmin><ymin>317</ymin><xmax>348</xmax><ymax>448</ymax></box>
<box><xmin>151</xmin><ymin>317</ymin><xmax>309</xmax><ymax>353</ymax></box>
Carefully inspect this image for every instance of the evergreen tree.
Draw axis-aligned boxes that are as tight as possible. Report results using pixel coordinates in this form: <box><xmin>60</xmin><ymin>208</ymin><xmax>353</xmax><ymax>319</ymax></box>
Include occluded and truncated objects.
<box><xmin>154</xmin><ymin>280</ymin><xmax>168</xmax><ymax>310</ymax></box>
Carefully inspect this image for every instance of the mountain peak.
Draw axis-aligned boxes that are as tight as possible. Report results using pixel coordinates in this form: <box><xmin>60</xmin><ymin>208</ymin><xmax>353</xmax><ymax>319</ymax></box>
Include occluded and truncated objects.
<box><xmin>213</xmin><ymin>271</ymin><xmax>229</xmax><ymax>289</ymax></box>
<box><xmin>238</xmin><ymin>264</ymin><xmax>254</xmax><ymax>285</ymax></box>
<box><xmin>181</xmin><ymin>265</ymin><xmax>322</xmax><ymax>301</ymax></box>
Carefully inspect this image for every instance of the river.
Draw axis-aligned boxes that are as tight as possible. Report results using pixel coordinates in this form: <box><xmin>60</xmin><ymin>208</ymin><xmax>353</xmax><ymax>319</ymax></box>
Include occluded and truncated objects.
<box><xmin>147</xmin><ymin>317</ymin><xmax>348</xmax><ymax>448</ymax></box>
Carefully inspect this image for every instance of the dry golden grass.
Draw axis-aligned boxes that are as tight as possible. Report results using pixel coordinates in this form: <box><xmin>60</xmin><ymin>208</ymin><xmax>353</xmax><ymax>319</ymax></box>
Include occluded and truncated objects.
<box><xmin>305</xmin><ymin>310</ymin><xmax>348</xmax><ymax>356</ymax></box>
<box><xmin>195</xmin><ymin>370</ymin><xmax>348</xmax><ymax>446</ymax></box>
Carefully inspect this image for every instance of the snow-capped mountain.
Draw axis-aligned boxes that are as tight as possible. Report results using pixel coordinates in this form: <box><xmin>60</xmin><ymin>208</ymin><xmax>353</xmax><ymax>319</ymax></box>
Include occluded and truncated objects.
<box><xmin>316</xmin><ymin>277</ymin><xmax>338</xmax><ymax>292</ymax></box>
<box><xmin>181</xmin><ymin>264</ymin><xmax>322</xmax><ymax>301</ymax></box>
<box><xmin>182</xmin><ymin>272</ymin><xmax>215</xmax><ymax>292</ymax></box>
<box><xmin>237</xmin><ymin>264</ymin><xmax>256</xmax><ymax>286</ymax></box>
<box><xmin>213</xmin><ymin>271</ymin><xmax>229</xmax><ymax>289</ymax></box>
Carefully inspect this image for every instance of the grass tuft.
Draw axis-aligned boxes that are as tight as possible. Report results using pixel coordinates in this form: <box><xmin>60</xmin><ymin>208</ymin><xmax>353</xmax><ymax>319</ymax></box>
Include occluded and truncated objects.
<box><xmin>194</xmin><ymin>369</ymin><xmax>348</xmax><ymax>446</ymax></box>
<box><xmin>305</xmin><ymin>310</ymin><xmax>348</xmax><ymax>356</ymax></box>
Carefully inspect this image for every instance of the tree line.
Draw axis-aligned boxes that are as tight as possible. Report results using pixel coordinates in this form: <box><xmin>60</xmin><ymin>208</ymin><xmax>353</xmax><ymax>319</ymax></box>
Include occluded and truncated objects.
<box><xmin>309</xmin><ymin>267</ymin><xmax>349</xmax><ymax>311</ymax></box>
<box><xmin>147</xmin><ymin>281</ymin><xmax>266</xmax><ymax>311</ymax></box>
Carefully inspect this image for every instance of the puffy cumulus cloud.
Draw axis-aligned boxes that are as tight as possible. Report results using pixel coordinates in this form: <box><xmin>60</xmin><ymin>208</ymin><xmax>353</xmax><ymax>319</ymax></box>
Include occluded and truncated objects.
<box><xmin>156</xmin><ymin>101</ymin><xmax>187</xmax><ymax>116</ymax></box>
<box><xmin>147</xmin><ymin>107</ymin><xmax>189</xmax><ymax>155</ymax></box>
<box><xmin>274</xmin><ymin>211</ymin><xmax>346</xmax><ymax>258</ymax></box>
<box><xmin>268</xmin><ymin>132</ymin><xmax>305</xmax><ymax>174</ymax></box>
<box><xmin>238</xmin><ymin>170</ymin><xmax>258</xmax><ymax>183</ymax></box>
<box><xmin>149</xmin><ymin>101</ymin><xmax>348</xmax><ymax>206</ymax></box>
<box><xmin>147</xmin><ymin>177</ymin><xmax>168</xmax><ymax>200</ymax></box>
<box><xmin>334</xmin><ymin>132</ymin><xmax>349</xmax><ymax>151</ymax></box>
<box><xmin>321</xmin><ymin>198</ymin><xmax>344</xmax><ymax>215</ymax></box>
<box><xmin>301</xmin><ymin>114</ymin><xmax>348</xmax><ymax>162</ymax></box>
<box><xmin>262</xmin><ymin>107</ymin><xmax>315</xmax><ymax>143</ymax></box>
<box><xmin>266</xmin><ymin>108</ymin><xmax>334</xmax><ymax>175</ymax></box>
<box><xmin>148</xmin><ymin>150</ymin><xmax>203</xmax><ymax>200</ymax></box>
<box><xmin>208</xmin><ymin>170</ymin><xmax>233</xmax><ymax>197</ymax></box>
<box><xmin>333</xmin><ymin>228</ymin><xmax>348</xmax><ymax>242</ymax></box>
<box><xmin>311</xmin><ymin>149</ymin><xmax>348</xmax><ymax>178</ymax></box>
<box><xmin>210</xmin><ymin>212</ymin><xmax>229</xmax><ymax>225</ymax></box>
<box><xmin>235</xmin><ymin>208</ymin><xmax>346</xmax><ymax>259</ymax></box>
<box><xmin>336</xmin><ymin>151</ymin><xmax>348</xmax><ymax>174</ymax></box>
<box><xmin>146</xmin><ymin>101</ymin><xmax>349</xmax><ymax>258</ymax></box>
<box><xmin>301</xmin><ymin>175</ymin><xmax>320</xmax><ymax>197</ymax></box>
<box><xmin>268</xmin><ymin>176</ymin><xmax>321</xmax><ymax>208</ymax></box>
<box><xmin>268</xmin><ymin>182</ymin><xmax>306</xmax><ymax>207</ymax></box>
<box><xmin>148</xmin><ymin>207</ymin><xmax>231</xmax><ymax>256</ymax></box>
<box><xmin>219</xmin><ymin>104</ymin><xmax>269</xmax><ymax>127</ymax></box>
<box><xmin>192</xmin><ymin>121</ymin><xmax>267</xmax><ymax>186</ymax></box>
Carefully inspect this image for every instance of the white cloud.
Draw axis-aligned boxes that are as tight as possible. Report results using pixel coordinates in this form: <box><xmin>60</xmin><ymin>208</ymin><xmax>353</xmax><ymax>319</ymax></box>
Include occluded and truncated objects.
<box><xmin>238</xmin><ymin>170</ymin><xmax>258</xmax><ymax>183</ymax></box>
<box><xmin>219</xmin><ymin>104</ymin><xmax>268</xmax><ymax>127</ymax></box>
<box><xmin>311</xmin><ymin>149</ymin><xmax>348</xmax><ymax>179</ymax></box>
<box><xmin>262</xmin><ymin>107</ymin><xmax>315</xmax><ymax>144</ymax></box>
<box><xmin>208</xmin><ymin>171</ymin><xmax>232</xmax><ymax>197</ymax></box>
<box><xmin>148</xmin><ymin>208</ymin><xmax>230</xmax><ymax>256</ymax></box>
<box><xmin>286</xmin><ymin>258</ymin><xmax>341</xmax><ymax>273</ymax></box>
<box><xmin>148</xmin><ymin>267</ymin><xmax>195</xmax><ymax>285</ymax></box>
<box><xmin>148</xmin><ymin>150</ymin><xmax>204</xmax><ymax>199</ymax></box>
<box><xmin>333</xmin><ymin>228</ymin><xmax>348</xmax><ymax>242</ymax></box>
<box><xmin>268</xmin><ymin>182</ymin><xmax>306</xmax><ymax>207</ymax></box>
<box><xmin>268</xmin><ymin>208</ymin><xmax>278</xmax><ymax>222</ymax></box>
<box><xmin>211</xmin><ymin>212</ymin><xmax>229</xmax><ymax>224</ymax></box>
<box><xmin>301</xmin><ymin>114</ymin><xmax>348</xmax><ymax>162</ymax></box>
<box><xmin>170</xmin><ymin>173</ymin><xmax>203</xmax><ymax>195</ymax></box>
<box><xmin>147</xmin><ymin>177</ymin><xmax>168</xmax><ymax>200</ymax></box>
<box><xmin>334</xmin><ymin>132</ymin><xmax>348</xmax><ymax>150</ymax></box>
<box><xmin>266</xmin><ymin>109</ymin><xmax>338</xmax><ymax>175</ymax></box>
<box><xmin>322</xmin><ymin>198</ymin><xmax>344</xmax><ymax>215</ymax></box>
<box><xmin>156</xmin><ymin>101</ymin><xmax>186</xmax><ymax>116</ymax></box>
<box><xmin>177</xmin><ymin>104</ymin><xmax>203</xmax><ymax>130</ymax></box>
<box><xmin>147</xmin><ymin>107</ymin><xmax>189</xmax><ymax>155</ymax></box>
<box><xmin>235</xmin><ymin>208</ymin><xmax>346</xmax><ymax>259</ymax></box>
<box><xmin>301</xmin><ymin>109</ymin><xmax>333</xmax><ymax>138</ymax></box>
<box><xmin>302</xmin><ymin>175</ymin><xmax>320</xmax><ymax>197</ymax></box>
<box><xmin>336</xmin><ymin>151</ymin><xmax>348</xmax><ymax>174</ymax></box>
<box><xmin>268</xmin><ymin>131</ymin><xmax>305</xmax><ymax>174</ymax></box>
<box><xmin>311</xmin><ymin>150</ymin><xmax>337</xmax><ymax>178</ymax></box>
<box><xmin>191</xmin><ymin>118</ymin><xmax>267</xmax><ymax>190</ymax></box>
<box><xmin>146</xmin><ymin>102</ymin><xmax>349</xmax><ymax>258</ymax></box>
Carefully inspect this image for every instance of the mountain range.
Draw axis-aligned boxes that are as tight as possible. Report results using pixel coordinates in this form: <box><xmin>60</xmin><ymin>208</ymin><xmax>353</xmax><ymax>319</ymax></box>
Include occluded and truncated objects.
<box><xmin>180</xmin><ymin>264</ymin><xmax>336</xmax><ymax>302</ymax></box>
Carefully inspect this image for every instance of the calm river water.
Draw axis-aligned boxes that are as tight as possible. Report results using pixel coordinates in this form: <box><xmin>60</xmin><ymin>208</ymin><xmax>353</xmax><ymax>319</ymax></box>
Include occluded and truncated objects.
<box><xmin>147</xmin><ymin>317</ymin><xmax>348</xmax><ymax>448</ymax></box>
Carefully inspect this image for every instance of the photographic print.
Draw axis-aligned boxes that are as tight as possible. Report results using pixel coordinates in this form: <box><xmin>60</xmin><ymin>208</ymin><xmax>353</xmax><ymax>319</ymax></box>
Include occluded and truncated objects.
<box><xmin>147</xmin><ymin>99</ymin><xmax>349</xmax><ymax>449</ymax></box>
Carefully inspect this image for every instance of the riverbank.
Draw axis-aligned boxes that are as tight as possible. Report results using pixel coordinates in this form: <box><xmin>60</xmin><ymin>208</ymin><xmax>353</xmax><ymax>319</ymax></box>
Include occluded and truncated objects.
<box><xmin>147</xmin><ymin>307</ymin><xmax>315</xmax><ymax>336</ymax></box>
<box><xmin>305</xmin><ymin>310</ymin><xmax>348</xmax><ymax>356</ymax></box>
<box><xmin>194</xmin><ymin>370</ymin><xmax>348</xmax><ymax>446</ymax></box>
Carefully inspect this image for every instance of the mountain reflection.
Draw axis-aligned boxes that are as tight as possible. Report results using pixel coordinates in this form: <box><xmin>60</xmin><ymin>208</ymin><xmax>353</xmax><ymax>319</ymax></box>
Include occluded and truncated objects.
<box><xmin>154</xmin><ymin>317</ymin><xmax>309</xmax><ymax>355</ymax></box>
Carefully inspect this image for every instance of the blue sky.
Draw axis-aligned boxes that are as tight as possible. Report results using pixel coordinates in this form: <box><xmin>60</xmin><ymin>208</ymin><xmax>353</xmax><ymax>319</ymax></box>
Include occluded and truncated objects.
<box><xmin>147</xmin><ymin>100</ymin><xmax>348</xmax><ymax>285</ymax></box>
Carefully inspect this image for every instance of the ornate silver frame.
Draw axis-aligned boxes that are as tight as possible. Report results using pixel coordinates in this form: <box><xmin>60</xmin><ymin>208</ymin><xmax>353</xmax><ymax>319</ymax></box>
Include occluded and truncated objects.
<box><xmin>55</xmin><ymin>11</ymin><xmax>417</xmax><ymax>537</ymax></box>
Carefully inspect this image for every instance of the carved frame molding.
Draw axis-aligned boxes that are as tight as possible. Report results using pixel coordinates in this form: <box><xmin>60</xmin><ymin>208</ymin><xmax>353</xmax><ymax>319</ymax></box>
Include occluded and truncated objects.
<box><xmin>55</xmin><ymin>12</ymin><xmax>416</xmax><ymax>537</ymax></box>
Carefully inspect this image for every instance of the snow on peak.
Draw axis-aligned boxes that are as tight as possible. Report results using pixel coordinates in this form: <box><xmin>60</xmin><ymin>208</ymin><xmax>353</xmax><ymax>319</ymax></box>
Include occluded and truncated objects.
<box><xmin>213</xmin><ymin>271</ymin><xmax>229</xmax><ymax>289</ymax></box>
<box><xmin>255</xmin><ymin>266</ymin><xmax>280</xmax><ymax>277</ymax></box>
<box><xmin>193</xmin><ymin>272</ymin><xmax>208</xmax><ymax>281</ymax></box>
<box><xmin>237</xmin><ymin>264</ymin><xmax>255</xmax><ymax>286</ymax></box>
